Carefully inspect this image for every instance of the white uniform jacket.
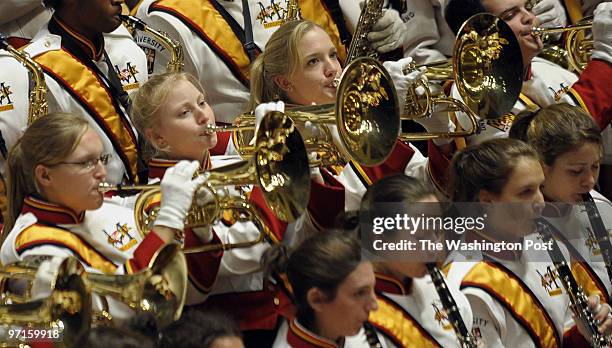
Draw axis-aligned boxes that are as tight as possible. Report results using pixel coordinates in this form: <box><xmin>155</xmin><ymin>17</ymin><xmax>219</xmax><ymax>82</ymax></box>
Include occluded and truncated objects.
<box><xmin>24</xmin><ymin>16</ymin><xmax>148</xmax><ymax>183</ymax></box>
<box><xmin>369</xmin><ymin>272</ymin><xmax>474</xmax><ymax>348</ymax></box>
<box><xmin>445</xmin><ymin>232</ymin><xmax>594</xmax><ymax>347</ymax></box>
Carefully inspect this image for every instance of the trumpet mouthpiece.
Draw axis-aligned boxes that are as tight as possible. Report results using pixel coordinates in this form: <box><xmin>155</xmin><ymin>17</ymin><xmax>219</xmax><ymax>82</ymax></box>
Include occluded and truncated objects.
<box><xmin>531</xmin><ymin>27</ymin><xmax>545</xmax><ymax>37</ymax></box>
<box><xmin>98</xmin><ymin>182</ymin><xmax>114</xmax><ymax>193</ymax></box>
<box><xmin>203</xmin><ymin>124</ymin><xmax>217</xmax><ymax>134</ymax></box>
<box><xmin>331</xmin><ymin>74</ymin><xmax>341</xmax><ymax>88</ymax></box>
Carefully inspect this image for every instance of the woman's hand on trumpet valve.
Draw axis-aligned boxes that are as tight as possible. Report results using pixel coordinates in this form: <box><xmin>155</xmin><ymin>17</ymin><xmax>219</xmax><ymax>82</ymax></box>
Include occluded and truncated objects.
<box><xmin>154</xmin><ymin>160</ymin><xmax>207</xmax><ymax>235</ymax></box>
<box><xmin>593</xmin><ymin>2</ymin><xmax>612</xmax><ymax>65</ymax></box>
<box><xmin>383</xmin><ymin>57</ymin><xmax>426</xmax><ymax>99</ymax></box>
<box><xmin>254</xmin><ymin>101</ymin><xmax>285</xmax><ymax>132</ymax></box>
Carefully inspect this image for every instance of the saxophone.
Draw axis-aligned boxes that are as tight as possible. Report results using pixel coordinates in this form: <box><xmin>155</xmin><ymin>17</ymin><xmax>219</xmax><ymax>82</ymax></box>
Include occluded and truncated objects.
<box><xmin>582</xmin><ymin>193</ymin><xmax>612</xmax><ymax>284</ymax></box>
<box><xmin>537</xmin><ymin>218</ymin><xmax>612</xmax><ymax>348</ymax></box>
<box><xmin>119</xmin><ymin>15</ymin><xmax>184</xmax><ymax>73</ymax></box>
<box><xmin>346</xmin><ymin>0</ymin><xmax>384</xmax><ymax>62</ymax></box>
<box><xmin>0</xmin><ymin>34</ymin><xmax>48</xmax><ymax>126</ymax></box>
<box><xmin>427</xmin><ymin>263</ymin><xmax>478</xmax><ymax>348</ymax></box>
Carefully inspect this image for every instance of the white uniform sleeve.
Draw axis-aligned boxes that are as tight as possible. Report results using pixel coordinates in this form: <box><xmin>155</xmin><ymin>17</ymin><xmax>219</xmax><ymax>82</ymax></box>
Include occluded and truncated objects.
<box><xmin>465</xmin><ymin>292</ymin><xmax>505</xmax><ymax>348</ymax></box>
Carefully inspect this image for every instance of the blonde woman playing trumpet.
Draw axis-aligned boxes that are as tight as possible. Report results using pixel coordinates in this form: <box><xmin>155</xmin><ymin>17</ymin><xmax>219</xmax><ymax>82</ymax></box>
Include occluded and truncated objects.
<box><xmin>248</xmin><ymin>20</ymin><xmax>459</xmax><ymax>232</ymax></box>
<box><xmin>130</xmin><ymin>71</ymin><xmax>315</xmax><ymax>347</ymax></box>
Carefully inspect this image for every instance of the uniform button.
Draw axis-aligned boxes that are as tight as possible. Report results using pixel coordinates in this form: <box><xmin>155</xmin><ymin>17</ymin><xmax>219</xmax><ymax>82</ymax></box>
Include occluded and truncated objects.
<box><xmin>273</xmin><ymin>297</ymin><xmax>280</xmax><ymax>306</ymax></box>
<box><xmin>44</xmin><ymin>41</ymin><xmax>51</xmax><ymax>48</ymax></box>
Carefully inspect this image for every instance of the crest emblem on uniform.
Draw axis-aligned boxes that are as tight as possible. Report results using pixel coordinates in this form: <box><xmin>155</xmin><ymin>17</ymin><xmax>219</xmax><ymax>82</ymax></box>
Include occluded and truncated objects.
<box><xmin>537</xmin><ymin>266</ymin><xmax>563</xmax><ymax>296</ymax></box>
<box><xmin>104</xmin><ymin>222</ymin><xmax>137</xmax><ymax>251</ymax></box>
<box><xmin>585</xmin><ymin>227</ymin><xmax>602</xmax><ymax>256</ymax></box>
<box><xmin>548</xmin><ymin>83</ymin><xmax>570</xmax><ymax>102</ymax></box>
<box><xmin>0</xmin><ymin>82</ymin><xmax>15</xmax><ymax>112</ymax></box>
<box><xmin>432</xmin><ymin>301</ymin><xmax>453</xmax><ymax>330</ymax></box>
<box><xmin>114</xmin><ymin>62</ymin><xmax>140</xmax><ymax>91</ymax></box>
<box><xmin>486</xmin><ymin>113</ymin><xmax>515</xmax><ymax>132</ymax></box>
<box><xmin>256</xmin><ymin>0</ymin><xmax>289</xmax><ymax>28</ymax></box>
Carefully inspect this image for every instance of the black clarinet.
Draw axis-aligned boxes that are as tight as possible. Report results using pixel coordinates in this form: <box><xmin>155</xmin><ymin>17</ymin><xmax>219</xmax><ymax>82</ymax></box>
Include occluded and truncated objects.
<box><xmin>427</xmin><ymin>263</ymin><xmax>478</xmax><ymax>348</ymax></box>
<box><xmin>537</xmin><ymin>218</ymin><xmax>611</xmax><ymax>348</ymax></box>
<box><xmin>582</xmin><ymin>193</ymin><xmax>612</xmax><ymax>284</ymax></box>
<box><xmin>363</xmin><ymin>322</ymin><xmax>383</xmax><ymax>348</ymax></box>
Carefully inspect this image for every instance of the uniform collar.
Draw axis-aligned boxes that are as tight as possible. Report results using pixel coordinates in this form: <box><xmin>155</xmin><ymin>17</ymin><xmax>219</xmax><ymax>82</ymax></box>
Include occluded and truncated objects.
<box><xmin>48</xmin><ymin>15</ymin><xmax>104</xmax><ymax>61</ymax></box>
<box><xmin>375</xmin><ymin>272</ymin><xmax>410</xmax><ymax>295</ymax></box>
<box><xmin>22</xmin><ymin>196</ymin><xmax>85</xmax><ymax>224</ymax></box>
<box><xmin>287</xmin><ymin>319</ymin><xmax>344</xmax><ymax>348</ymax></box>
<box><xmin>524</xmin><ymin>64</ymin><xmax>533</xmax><ymax>81</ymax></box>
<box><xmin>147</xmin><ymin>154</ymin><xmax>212</xmax><ymax>180</ymax></box>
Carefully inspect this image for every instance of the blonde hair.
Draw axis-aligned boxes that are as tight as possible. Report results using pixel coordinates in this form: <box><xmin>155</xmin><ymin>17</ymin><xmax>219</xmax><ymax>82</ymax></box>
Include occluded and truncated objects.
<box><xmin>248</xmin><ymin>20</ymin><xmax>325</xmax><ymax>109</ymax></box>
<box><xmin>4</xmin><ymin>113</ymin><xmax>89</xmax><ymax>234</ymax></box>
<box><xmin>130</xmin><ymin>72</ymin><xmax>206</xmax><ymax>157</ymax></box>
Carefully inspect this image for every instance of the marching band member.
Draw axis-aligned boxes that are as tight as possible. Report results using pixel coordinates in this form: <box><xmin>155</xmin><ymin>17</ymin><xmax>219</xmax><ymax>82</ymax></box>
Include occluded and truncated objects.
<box><xmin>510</xmin><ymin>103</ymin><xmax>612</xmax><ymax>298</ymax></box>
<box><xmin>0</xmin><ymin>112</ymin><xmax>205</xmax><ymax>322</ymax></box>
<box><xmin>357</xmin><ymin>174</ymin><xmax>476</xmax><ymax>347</ymax></box>
<box><xmin>445</xmin><ymin>138</ymin><xmax>612</xmax><ymax>347</ymax></box>
<box><xmin>22</xmin><ymin>0</ymin><xmax>149</xmax><ymax>184</ymax></box>
<box><xmin>263</xmin><ymin>231</ymin><xmax>382</xmax><ymax>348</ymax></box>
<box><xmin>444</xmin><ymin>0</ymin><xmax>612</xmax><ymax>144</ymax></box>
<box><xmin>130</xmin><ymin>71</ymin><xmax>308</xmax><ymax>346</ymax></box>
<box><xmin>130</xmin><ymin>0</ymin><xmax>407</xmax><ymax>130</ymax></box>
<box><xmin>249</xmin><ymin>20</ymin><xmax>457</xmax><ymax>232</ymax></box>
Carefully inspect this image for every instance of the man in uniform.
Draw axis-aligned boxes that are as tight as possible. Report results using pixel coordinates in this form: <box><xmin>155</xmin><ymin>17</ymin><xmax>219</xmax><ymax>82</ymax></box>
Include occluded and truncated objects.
<box><xmin>24</xmin><ymin>0</ymin><xmax>149</xmax><ymax>184</ymax></box>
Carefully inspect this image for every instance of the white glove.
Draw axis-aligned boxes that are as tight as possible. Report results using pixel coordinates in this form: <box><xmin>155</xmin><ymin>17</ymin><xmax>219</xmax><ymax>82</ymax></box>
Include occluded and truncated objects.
<box><xmin>367</xmin><ymin>8</ymin><xmax>407</xmax><ymax>53</ymax></box>
<box><xmin>383</xmin><ymin>57</ymin><xmax>426</xmax><ymax>108</ymax></box>
<box><xmin>254</xmin><ymin>101</ymin><xmax>285</xmax><ymax>133</ymax></box>
<box><xmin>31</xmin><ymin>256</ymin><xmax>66</xmax><ymax>300</ymax></box>
<box><xmin>154</xmin><ymin>160</ymin><xmax>206</xmax><ymax>231</ymax></box>
<box><xmin>532</xmin><ymin>0</ymin><xmax>567</xmax><ymax>29</ymax></box>
<box><xmin>592</xmin><ymin>2</ymin><xmax>612</xmax><ymax>65</ymax></box>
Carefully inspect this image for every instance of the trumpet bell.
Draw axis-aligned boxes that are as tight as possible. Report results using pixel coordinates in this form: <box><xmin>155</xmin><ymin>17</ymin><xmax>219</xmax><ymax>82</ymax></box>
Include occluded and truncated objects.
<box><xmin>0</xmin><ymin>257</ymin><xmax>91</xmax><ymax>347</ymax></box>
<box><xmin>455</xmin><ymin>13</ymin><xmax>523</xmax><ymax>119</ymax></box>
<box><xmin>144</xmin><ymin>244</ymin><xmax>187</xmax><ymax>326</ymax></box>
<box><xmin>335</xmin><ymin>57</ymin><xmax>400</xmax><ymax>166</ymax></box>
<box><xmin>255</xmin><ymin>111</ymin><xmax>310</xmax><ymax>222</ymax></box>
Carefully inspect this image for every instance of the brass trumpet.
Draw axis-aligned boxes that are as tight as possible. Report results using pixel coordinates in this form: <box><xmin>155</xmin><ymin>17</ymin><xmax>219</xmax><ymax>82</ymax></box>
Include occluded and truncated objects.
<box><xmin>531</xmin><ymin>16</ymin><xmax>593</xmax><ymax>73</ymax></box>
<box><xmin>0</xmin><ymin>245</ymin><xmax>186</xmax><ymax>329</ymax></box>
<box><xmin>119</xmin><ymin>14</ymin><xmax>184</xmax><ymax>73</ymax></box>
<box><xmin>207</xmin><ymin>57</ymin><xmax>400</xmax><ymax>167</ymax></box>
<box><xmin>0</xmin><ymin>257</ymin><xmax>91</xmax><ymax>347</ymax></box>
<box><xmin>401</xmin><ymin>13</ymin><xmax>523</xmax><ymax>140</ymax></box>
<box><xmin>85</xmin><ymin>244</ymin><xmax>187</xmax><ymax>328</ymax></box>
<box><xmin>0</xmin><ymin>34</ymin><xmax>48</xmax><ymax>126</ymax></box>
<box><xmin>101</xmin><ymin>112</ymin><xmax>310</xmax><ymax>254</ymax></box>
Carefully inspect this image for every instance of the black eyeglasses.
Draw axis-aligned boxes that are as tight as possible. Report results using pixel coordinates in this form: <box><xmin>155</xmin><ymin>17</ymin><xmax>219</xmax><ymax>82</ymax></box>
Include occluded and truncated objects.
<box><xmin>55</xmin><ymin>154</ymin><xmax>111</xmax><ymax>172</ymax></box>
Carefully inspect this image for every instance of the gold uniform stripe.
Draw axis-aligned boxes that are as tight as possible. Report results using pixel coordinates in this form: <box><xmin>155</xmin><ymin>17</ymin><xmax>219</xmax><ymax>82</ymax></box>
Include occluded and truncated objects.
<box><xmin>34</xmin><ymin>50</ymin><xmax>139</xmax><ymax>181</ymax></box>
<box><xmin>15</xmin><ymin>225</ymin><xmax>118</xmax><ymax>274</ymax></box>
<box><xmin>461</xmin><ymin>262</ymin><xmax>559</xmax><ymax>347</ymax></box>
<box><xmin>369</xmin><ymin>295</ymin><xmax>441</xmax><ymax>347</ymax></box>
